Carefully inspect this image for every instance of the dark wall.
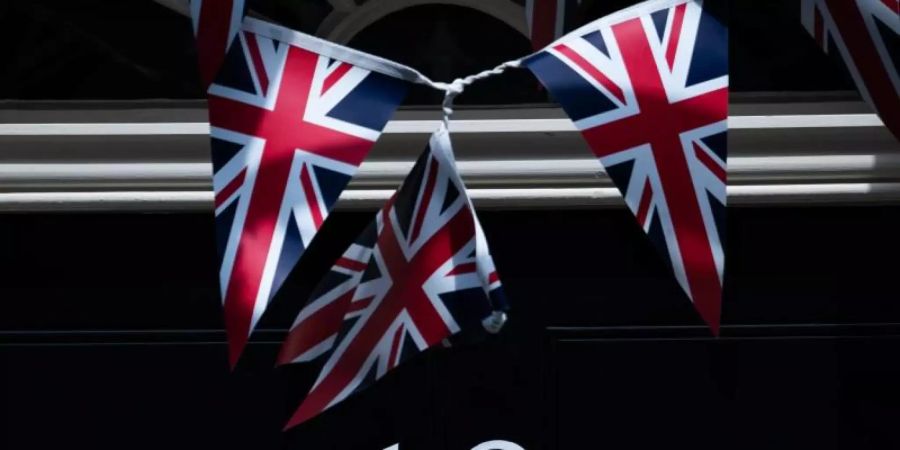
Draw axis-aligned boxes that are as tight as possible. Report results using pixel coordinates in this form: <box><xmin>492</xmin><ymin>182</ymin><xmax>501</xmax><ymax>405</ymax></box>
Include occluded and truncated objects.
<box><xmin>1</xmin><ymin>0</ymin><xmax>856</xmax><ymax>101</ymax></box>
<box><xmin>2</xmin><ymin>207</ymin><xmax>899</xmax><ymax>449</ymax></box>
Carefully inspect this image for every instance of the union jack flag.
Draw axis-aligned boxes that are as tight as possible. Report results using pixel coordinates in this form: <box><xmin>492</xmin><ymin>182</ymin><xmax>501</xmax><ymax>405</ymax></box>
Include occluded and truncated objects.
<box><xmin>523</xmin><ymin>0</ymin><xmax>728</xmax><ymax>333</ymax></box>
<box><xmin>190</xmin><ymin>0</ymin><xmax>247</xmax><ymax>89</ymax></box>
<box><xmin>801</xmin><ymin>0</ymin><xmax>900</xmax><ymax>141</ymax></box>
<box><xmin>279</xmin><ymin>130</ymin><xmax>508</xmax><ymax>428</ymax></box>
<box><xmin>208</xmin><ymin>18</ymin><xmax>409</xmax><ymax>367</ymax></box>
<box><xmin>526</xmin><ymin>0</ymin><xmax>583</xmax><ymax>51</ymax></box>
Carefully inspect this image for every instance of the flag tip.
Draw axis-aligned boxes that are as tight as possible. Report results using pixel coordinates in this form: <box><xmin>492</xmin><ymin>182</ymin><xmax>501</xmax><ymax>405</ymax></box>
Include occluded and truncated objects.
<box><xmin>274</xmin><ymin>347</ymin><xmax>292</xmax><ymax>367</ymax></box>
<box><xmin>708</xmin><ymin>320</ymin><xmax>721</xmax><ymax>337</ymax></box>
<box><xmin>283</xmin><ymin>415</ymin><xmax>303</xmax><ymax>432</ymax></box>
<box><xmin>227</xmin><ymin>338</ymin><xmax>246</xmax><ymax>371</ymax></box>
<box><xmin>283</xmin><ymin>403</ymin><xmax>316</xmax><ymax>431</ymax></box>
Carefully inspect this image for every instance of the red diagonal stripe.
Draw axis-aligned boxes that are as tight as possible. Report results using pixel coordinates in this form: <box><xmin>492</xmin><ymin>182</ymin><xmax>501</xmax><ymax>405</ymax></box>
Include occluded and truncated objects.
<box><xmin>277</xmin><ymin>290</ymin><xmax>354</xmax><ymax>366</ymax></box>
<box><xmin>322</xmin><ymin>62</ymin><xmax>354</xmax><ymax>94</ymax></box>
<box><xmin>388</xmin><ymin>325</ymin><xmax>404</xmax><ymax>370</ymax></box>
<box><xmin>635</xmin><ymin>179</ymin><xmax>653</xmax><ymax>227</ymax></box>
<box><xmin>554</xmin><ymin>44</ymin><xmax>626</xmax><ymax>104</ymax></box>
<box><xmin>300</xmin><ymin>164</ymin><xmax>325</xmax><ymax>230</ymax></box>
<box><xmin>214</xmin><ymin>168</ymin><xmax>247</xmax><ymax>209</ymax></box>
<box><xmin>446</xmin><ymin>262</ymin><xmax>477</xmax><ymax>275</ymax></box>
<box><xmin>694</xmin><ymin>143</ymin><xmax>727</xmax><ymax>183</ymax></box>
<box><xmin>815</xmin><ymin>7</ymin><xmax>826</xmax><ymax>50</ymax></box>
<box><xmin>348</xmin><ymin>296</ymin><xmax>373</xmax><ymax>314</ymax></box>
<box><xmin>244</xmin><ymin>31</ymin><xmax>269</xmax><ymax>93</ymax></box>
<box><xmin>665</xmin><ymin>3</ymin><xmax>687</xmax><ymax>70</ymax></box>
<box><xmin>335</xmin><ymin>257</ymin><xmax>368</xmax><ymax>272</ymax></box>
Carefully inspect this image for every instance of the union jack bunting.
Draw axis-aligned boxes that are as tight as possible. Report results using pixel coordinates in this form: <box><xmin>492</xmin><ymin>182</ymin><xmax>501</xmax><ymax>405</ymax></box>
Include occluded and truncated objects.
<box><xmin>523</xmin><ymin>0</ymin><xmax>728</xmax><ymax>333</ymax></box>
<box><xmin>801</xmin><ymin>0</ymin><xmax>900</xmax><ymax>141</ymax></box>
<box><xmin>190</xmin><ymin>0</ymin><xmax>247</xmax><ymax>89</ymax></box>
<box><xmin>526</xmin><ymin>0</ymin><xmax>583</xmax><ymax>51</ymax></box>
<box><xmin>279</xmin><ymin>130</ymin><xmax>509</xmax><ymax>428</ymax></box>
<box><xmin>208</xmin><ymin>18</ymin><xmax>415</xmax><ymax>367</ymax></box>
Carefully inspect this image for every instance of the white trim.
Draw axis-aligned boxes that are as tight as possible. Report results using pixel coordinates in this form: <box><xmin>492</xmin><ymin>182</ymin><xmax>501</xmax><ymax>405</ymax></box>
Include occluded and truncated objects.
<box><xmin>1</xmin><ymin>183</ymin><xmax>898</xmax><ymax>212</ymax></box>
<box><xmin>0</xmin><ymin>122</ymin><xmax>210</xmax><ymax>136</ymax></box>
<box><xmin>1</xmin><ymin>154</ymin><xmax>896</xmax><ymax>190</ymax></box>
<box><xmin>1</xmin><ymin>101</ymin><xmax>895</xmax><ymax>211</ymax></box>
<box><xmin>243</xmin><ymin>17</ymin><xmax>435</xmax><ymax>86</ymax></box>
<box><xmin>728</xmin><ymin>114</ymin><xmax>884</xmax><ymax>129</ymax></box>
<box><xmin>0</xmin><ymin>113</ymin><xmax>885</xmax><ymax>136</ymax></box>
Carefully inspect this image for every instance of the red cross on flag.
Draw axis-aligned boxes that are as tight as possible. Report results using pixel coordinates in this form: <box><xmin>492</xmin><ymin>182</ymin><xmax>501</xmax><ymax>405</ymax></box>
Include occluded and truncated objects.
<box><xmin>207</xmin><ymin>17</ymin><xmax>422</xmax><ymax>367</ymax></box>
<box><xmin>524</xmin><ymin>0</ymin><xmax>729</xmax><ymax>333</ymax></box>
<box><xmin>278</xmin><ymin>130</ymin><xmax>509</xmax><ymax>428</ymax></box>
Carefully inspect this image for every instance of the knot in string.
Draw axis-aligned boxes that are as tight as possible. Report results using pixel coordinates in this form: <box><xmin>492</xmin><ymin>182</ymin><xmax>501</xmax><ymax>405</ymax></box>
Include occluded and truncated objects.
<box><xmin>435</xmin><ymin>59</ymin><xmax>522</xmax><ymax>129</ymax></box>
<box><xmin>441</xmin><ymin>79</ymin><xmax>466</xmax><ymax>128</ymax></box>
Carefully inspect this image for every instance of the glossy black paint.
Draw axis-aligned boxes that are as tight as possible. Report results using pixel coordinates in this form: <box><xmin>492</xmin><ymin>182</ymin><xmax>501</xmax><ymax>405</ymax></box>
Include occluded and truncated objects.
<box><xmin>2</xmin><ymin>207</ymin><xmax>899</xmax><ymax>449</ymax></box>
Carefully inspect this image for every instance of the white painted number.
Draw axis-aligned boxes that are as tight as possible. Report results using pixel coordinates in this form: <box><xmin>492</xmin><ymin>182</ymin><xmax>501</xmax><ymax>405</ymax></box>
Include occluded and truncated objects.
<box><xmin>471</xmin><ymin>440</ymin><xmax>525</xmax><ymax>450</ymax></box>
<box><xmin>385</xmin><ymin>441</ymin><xmax>524</xmax><ymax>450</ymax></box>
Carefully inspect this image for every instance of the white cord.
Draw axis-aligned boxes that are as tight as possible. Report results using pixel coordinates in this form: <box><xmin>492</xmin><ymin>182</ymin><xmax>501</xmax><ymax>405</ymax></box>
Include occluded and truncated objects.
<box><xmin>417</xmin><ymin>60</ymin><xmax>522</xmax><ymax>336</ymax></box>
<box><xmin>432</xmin><ymin>59</ymin><xmax>523</xmax><ymax>128</ymax></box>
<box><xmin>414</xmin><ymin>59</ymin><xmax>524</xmax><ymax>128</ymax></box>
<box><xmin>482</xmin><ymin>311</ymin><xmax>508</xmax><ymax>334</ymax></box>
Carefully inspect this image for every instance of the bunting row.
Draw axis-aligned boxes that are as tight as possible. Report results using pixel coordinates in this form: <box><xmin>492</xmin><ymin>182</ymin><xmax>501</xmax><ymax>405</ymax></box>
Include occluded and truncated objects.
<box><xmin>187</xmin><ymin>0</ymin><xmax>726</xmax><ymax>427</ymax></box>
<box><xmin>186</xmin><ymin>0</ymin><xmax>897</xmax><ymax>428</ymax></box>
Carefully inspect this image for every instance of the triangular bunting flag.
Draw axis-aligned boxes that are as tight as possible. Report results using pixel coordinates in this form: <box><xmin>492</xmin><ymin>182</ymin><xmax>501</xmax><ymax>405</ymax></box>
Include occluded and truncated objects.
<box><xmin>523</xmin><ymin>0</ymin><xmax>728</xmax><ymax>333</ymax></box>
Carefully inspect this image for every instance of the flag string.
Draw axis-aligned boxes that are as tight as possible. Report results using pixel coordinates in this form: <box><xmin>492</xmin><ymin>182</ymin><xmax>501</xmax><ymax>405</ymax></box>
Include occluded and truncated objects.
<box><xmin>429</xmin><ymin>59</ymin><xmax>524</xmax><ymax>128</ymax></box>
<box><xmin>424</xmin><ymin>62</ymin><xmax>519</xmax><ymax>336</ymax></box>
